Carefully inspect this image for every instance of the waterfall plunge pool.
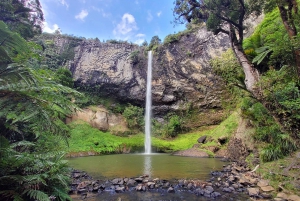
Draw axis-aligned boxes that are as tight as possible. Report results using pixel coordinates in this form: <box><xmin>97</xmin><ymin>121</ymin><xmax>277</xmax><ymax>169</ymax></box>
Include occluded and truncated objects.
<box><xmin>68</xmin><ymin>153</ymin><xmax>226</xmax><ymax>180</ymax></box>
<box><xmin>68</xmin><ymin>154</ymin><xmax>252</xmax><ymax>201</ymax></box>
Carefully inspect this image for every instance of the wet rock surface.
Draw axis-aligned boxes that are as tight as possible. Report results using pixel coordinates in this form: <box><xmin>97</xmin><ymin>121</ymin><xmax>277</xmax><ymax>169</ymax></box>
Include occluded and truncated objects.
<box><xmin>69</xmin><ymin>162</ymin><xmax>284</xmax><ymax>200</ymax></box>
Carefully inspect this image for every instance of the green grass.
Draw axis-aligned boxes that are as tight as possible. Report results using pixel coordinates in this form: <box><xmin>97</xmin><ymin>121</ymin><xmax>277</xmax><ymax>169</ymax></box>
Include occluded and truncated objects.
<box><xmin>255</xmin><ymin>155</ymin><xmax>300</xmax><ymax>196</ymax></box>
<box><xmin>65</xmin><ymin>121</ymin><xmax>205</xmax><ymax>154</ymax></box>
<box><xmin>65</xmin><ymin>111</ymin><xmax>240</xmax><ymax>155</ymax></box>
<box><xmin>206</xmin><ymin>111</ymin><xmax>239</xmax><ymax>140</ymax></box>
<box><xmin>65</xmin><ymin>122</ymin><xmax>144</xmax><ymax>154</ymax></box>
<box><xmin>152</xmin><ymin>130</ymin><xmax>208</xmax><ymax>152</ymax></box>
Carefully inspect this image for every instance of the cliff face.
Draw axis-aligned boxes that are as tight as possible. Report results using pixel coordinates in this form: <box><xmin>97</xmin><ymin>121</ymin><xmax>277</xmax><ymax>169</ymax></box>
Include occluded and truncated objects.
<box><xmin>64</xmin><ymin>27</ymin><xmax>230</xmax><ymax>116</ymax></box>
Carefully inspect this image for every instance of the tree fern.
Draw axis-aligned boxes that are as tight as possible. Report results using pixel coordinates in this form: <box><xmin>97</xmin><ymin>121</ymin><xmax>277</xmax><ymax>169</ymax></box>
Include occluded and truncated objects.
<box><xmin>0</xmin><ymin>21</ymin><xmax>29</xmax><ymax>64</ymax></box>
<box><xmin>23</xmin><ymin>189</ymin><xmax>50</xmax><ymax>201</ymax></box>
<box><xmin>0</xmin><ymin>19</ymin><xmax>79</xmax><ymax>201</ymax></box>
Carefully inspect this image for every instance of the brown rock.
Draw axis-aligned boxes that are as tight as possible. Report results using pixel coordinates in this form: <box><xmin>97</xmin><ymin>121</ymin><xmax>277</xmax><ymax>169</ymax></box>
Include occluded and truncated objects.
<box><xmin>67</xmin><ymin>106</ymin><xmax>129</xmax><ymax>133</ymax></box>
<box><xmin>288</xmin><ymin>194</ymin><xmax>300</xmax><ymax>201</ymax></box>
<box><xmin>277</xmin><ymin>192</ymin><xmax>288</xmax><ymax>200</ymax></box>
<box><xmin>274</xmin><ymin>198</ymin><xmax>285</xmax><ymax>201</ymax></box>
<box><xmin>247</xmin><ymin>188</ymin><xmax>259</xmax><ymax>196</ymax></box>
<box><xmin>260</xmin><ymin>186</ymin><xmax>274</xmax><ymax>192</ymax></box>
<box><xmin>257</xmin><ymin>179</ymin><xmax>269</xmax><ymax>187</ymax></box>
<box><xmin>197</xmin><ymin>135</ymin><xmax>207</xmax><ymax>143</ymax></box>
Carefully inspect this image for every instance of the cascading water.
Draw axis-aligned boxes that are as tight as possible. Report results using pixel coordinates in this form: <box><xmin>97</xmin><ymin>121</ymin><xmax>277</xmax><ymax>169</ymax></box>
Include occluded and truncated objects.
<box><xmin>145</xmin><ymin>51</ymin><xmax>152</xmax><ymax>154</ymax></box>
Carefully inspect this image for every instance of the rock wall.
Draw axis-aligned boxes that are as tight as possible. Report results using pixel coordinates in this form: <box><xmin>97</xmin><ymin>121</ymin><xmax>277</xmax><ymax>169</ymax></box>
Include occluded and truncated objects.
<box><xmin>66</xmin><ymin>27</ymin><xmax>230</xmax><ymax>116</ymax></box>
<box><xmin>66</xmin><ymin>106</ymin><xmax>129</xmax><ymax>134</ymax></box>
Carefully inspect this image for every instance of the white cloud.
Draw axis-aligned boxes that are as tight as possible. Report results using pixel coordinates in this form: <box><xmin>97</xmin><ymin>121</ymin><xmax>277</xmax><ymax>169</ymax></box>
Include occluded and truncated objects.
<box><xmin>157</xmin><ymin>11</ymin><xmax>162</xmax><ymax>17</ymax></box>
<box><xmin>75</xmin><ymin>9</ymin><xmax>89</xmax><ymax>21</ymax></box>
<box><xmin>134</xmin><ymin>38</ymin><xmax>145</xmax><ymax>45</ymax></box>
<box><xmin>147</xmin><ymin>11</ymin><xmax>153</xmax><ymax>22</ymax></box>
<box><xmin>43</xmin><ymin>22</ymin><xmax>59</xmax><ymax>33</ymax></box>
<box><xmin>136</xmin><ymin>33</ymin><xmax>145</xmax><ymax>38</ymax></box>
<box><xmin>59</xmin><ymin>0</ymin><xmax>69</xmax><ymax>8</ymax></box>
<box><xmin>134</xmin><ymin>33</ymin><xmax>146</xmax><ymax>45</ymax></box>
<box><xmin>113</xmin><ymin>13</ymin><xmax>138</xmax><ymax>36</ymax></box>
<box><xmin>92</xmin><ymin>6</ymin><xmax>110</xmax><ymax>18</ymax></box>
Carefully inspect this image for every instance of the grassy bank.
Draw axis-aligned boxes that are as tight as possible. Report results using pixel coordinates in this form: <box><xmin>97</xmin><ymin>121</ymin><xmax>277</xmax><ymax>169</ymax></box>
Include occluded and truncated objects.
<box><xmin>65</xmin><ymin>111</ymin><xmax>240</xmax><ymax>156</ymax></box>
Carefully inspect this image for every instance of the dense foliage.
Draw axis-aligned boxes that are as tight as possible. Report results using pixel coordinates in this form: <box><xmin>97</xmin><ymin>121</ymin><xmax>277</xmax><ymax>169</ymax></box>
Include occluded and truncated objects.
<box><xmin>210</xmin><ymin>5</ymin><xmax>300</xmax><ymax>161</ymax></box>
<box><xmin>123</xmin><ymin>104</ymin><xmax>145</xmax><ymax>131</ymax></box>
<box><xmin>173</xmin><ymin>0</ymin><xmax>264</xmax><ymax>94</ymax></box>
<box><xmin>0</xmin><ymin>9</ymin><xmax>78</xmax><ymax>200</ymax></box>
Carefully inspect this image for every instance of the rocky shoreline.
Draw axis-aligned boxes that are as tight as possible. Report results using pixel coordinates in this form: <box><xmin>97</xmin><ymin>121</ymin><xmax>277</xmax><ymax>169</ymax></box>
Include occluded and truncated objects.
<box><xmin>69</xmin><ymin>161</ymin><xmax>300</xmax><ymax>201</ymax></box>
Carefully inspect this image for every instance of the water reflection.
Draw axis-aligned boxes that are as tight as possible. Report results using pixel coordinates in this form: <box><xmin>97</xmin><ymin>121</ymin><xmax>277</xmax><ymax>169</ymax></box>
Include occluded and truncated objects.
<box><xmin>68</xmin><ymin>154</ymin><xmax>227</xmax><ymax>180</ymax></box>
<box><xmin>143</xmin><ymin>155</ymin><xmax>152</xmax><ymax>177</ymax></box>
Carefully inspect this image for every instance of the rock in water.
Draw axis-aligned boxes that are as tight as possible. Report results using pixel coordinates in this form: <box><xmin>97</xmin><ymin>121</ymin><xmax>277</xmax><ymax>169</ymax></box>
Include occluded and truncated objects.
<box><xmin>167</xmin><ymin>187</ymin><xmax>175</xmax><ymax>193</ymax></box>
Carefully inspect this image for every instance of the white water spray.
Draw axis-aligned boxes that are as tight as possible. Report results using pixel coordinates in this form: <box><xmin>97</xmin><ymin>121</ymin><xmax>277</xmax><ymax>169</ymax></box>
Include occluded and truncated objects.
<box><xmin>145</xmin><ymin>51</ymin><xmax>152</xmax><ymax>154</ymax></box>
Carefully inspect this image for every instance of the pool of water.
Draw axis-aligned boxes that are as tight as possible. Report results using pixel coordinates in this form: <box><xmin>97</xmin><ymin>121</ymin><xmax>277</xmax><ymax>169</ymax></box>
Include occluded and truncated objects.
<box><xmin>68</xmin><ymin>153</ymin><xmax>226</xmax><ymax>180</ymax></box>
<box><xmin>68</xmin><ymin>154</ymin><xmax>250</xmax><ymax>201</ymax></box>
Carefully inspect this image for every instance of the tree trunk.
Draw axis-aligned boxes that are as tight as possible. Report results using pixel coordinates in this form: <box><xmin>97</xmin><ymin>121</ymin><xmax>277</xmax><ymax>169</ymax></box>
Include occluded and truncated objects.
<box><xmin>230</xmin><ymin>31</ymin><xmax>260</xmax><ymax>97</ymax></box>
<box><xmin>277</xmin><ymin>0</ymin><xmax>300</xmax><ymax>77</ymax></box>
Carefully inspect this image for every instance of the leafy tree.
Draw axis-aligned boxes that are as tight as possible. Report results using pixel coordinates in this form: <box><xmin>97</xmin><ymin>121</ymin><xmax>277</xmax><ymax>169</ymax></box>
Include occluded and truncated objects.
<box><xmin>152</xmin><ymin>114</ymin><xmax>182</xmax><ymax>138</ymax></box>
<box><xmin>0</xmin><ymin>0</ymin><xmax>44</xmax><ymax>39</ymax></box>
<box><xmin>148</xmin><ymin>35</ymin><xmax>161</xmax><ymax>51</ymax></box>
<box><xmin>264</xmin><ymin>0</ymin><xmax>300</xmax><ymax>76</ymax></box>
<box><xmin>0</xmin><ymin>20</ymin><xmax>79</xmax><ymax>141</ymax></box>
<box><xmin>54</xmin><ymin>68</ymin><xmax>74</xmax><ymax>88</ymax></box>
<box><xmin>0</xmin><ymin>20</ymin><xmax>79</xmax><ymax>200</ymax></box>
<box><xmin>210</xmin><ymin>49</ymin><xmax>245</xmax><ymax>89</ymax></box>
<box><xmin>173</xmin><ymin>0</ymin><xmax>264</xmax><ymax>96</ymax></box>
<box><xmin>142</xmin><ymin>41</ymin><xmax>148</xmax><ymax>46</ymax></box>
<box><xmin>243</xmin><ymin>9</ymin><xmax>295</xmax><ymax>71</ymax></box>
<box><xmin>150</xmin><ymin>35</ymin><xmax>161</xmax><ymax>45</ymax></box>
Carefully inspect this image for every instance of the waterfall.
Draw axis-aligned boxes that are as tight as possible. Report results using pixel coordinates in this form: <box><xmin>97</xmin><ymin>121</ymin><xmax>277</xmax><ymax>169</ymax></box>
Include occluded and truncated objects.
<box><xmin>145</xmin><ymin>51</ymin><xmax>152</xmax><ymax>154</ymax></box>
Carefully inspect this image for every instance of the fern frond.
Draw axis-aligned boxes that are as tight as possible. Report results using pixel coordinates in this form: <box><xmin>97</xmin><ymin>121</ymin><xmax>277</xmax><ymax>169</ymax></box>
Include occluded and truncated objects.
<box><xmin>23</xmin><ymin>189</ymin><xmax>50</xmax><ymax>201</ymax></box>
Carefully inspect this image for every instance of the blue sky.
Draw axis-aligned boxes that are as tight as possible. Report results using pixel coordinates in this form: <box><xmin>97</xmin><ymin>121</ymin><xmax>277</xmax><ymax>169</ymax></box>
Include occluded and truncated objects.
<box><xmin>40</xmin><ymin>0</ymin><xmax>186</xmax><ymax>45</ymax></box>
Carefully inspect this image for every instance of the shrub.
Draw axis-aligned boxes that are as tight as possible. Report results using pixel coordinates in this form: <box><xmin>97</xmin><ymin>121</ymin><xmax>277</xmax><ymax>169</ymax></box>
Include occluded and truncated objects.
<box><xmin>129</xmin><ymin>50</ymin><xmax>140</xmax><ymax>65</ymax></box>
<box><xmin>123</xmin><ymin>104</ymin><xmax>144</xmax><ymax>130</ymax></box>
<box><xmin>0</xmin><ymin>137</ymin><xmax>71</xmax><ymax>201</ymax></box>
<box><xmin>241</xmin><ymin>95</ymin><xmax>298</xmax><ymax>162</ymax></box>
<box><xmin>152</xmin><ymin>114</ymin><xmax>182</xmax><ymax>138</ymax></box>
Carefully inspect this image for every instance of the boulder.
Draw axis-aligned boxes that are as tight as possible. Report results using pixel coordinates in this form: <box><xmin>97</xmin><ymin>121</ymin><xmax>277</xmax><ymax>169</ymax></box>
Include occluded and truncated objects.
<box><xmin>77</xmin><ymin>181</ymin><xmax>88</xmax><ymax>190</ymax></box>
<box><xmin>260</xmin><ymin>185</ymin><xmax>274</xmax><ymax>192</ymax></box>
<box><xmin>115</xmin><ymin>186</ymin><xmax>125</xmax><ymax>193</ymax></box>
<box><xmin>167</xmin><ymin>187</ymin><xmax>175</xmax><ymax>193</ymax></box>
<box><xmin>261</xmin><ymin>193</ymin><xmax>272</xmax><ymax>199</ymax></box>
<box><xmin>112</xmin><ymin>178</ymin><xmax>120</xmax><ymax>185</ymax></box>
<box><xmin>187</xmin><ymin>183</ymin><xmax>193</xmax><ymax>190</ymax></box>
<box><xmin>126</xmin><ymin>179</ymin><xmax>137</xmax><ymax>187</ymax></box>
<box><xmin>77</xmin><ymin>189</ymin><xmax>87</xmax><ymax>194</ymax></box>
<box><xmin>257</xmin><ymin>179</ymin><xmax>269</xmax><ymax>187</ymax></box>
<box><xmin>211</xmin><ymin>192</ymin><xmax>221</xmax><ymax>197</ymax></box>
<box><xmin>247</xmin><ymin>188</ymin><xmax>259</xmax><ymax>197</ymax></box>
<box><xmin>288</xmin><ymin>194</ymin><xmax>300</xmax><ymax>201</ymax></box>
<box><xmin>277</xmin><ymin>192</ymin><xmax>288</xmax><ymax>199</ymax></box>
<box><xmin>222</xmin><ymin>187</ymin><xmax>232</xmax><ymax>193</ymax></box>
<box><xmin>197</xmin><ymin>135</ymin><xmax>207</xmax><ymax>144</ymax></box>
<box><xmin>135</xmin><ymin>184</ymin><xmax>143</xmax><ymax>191</ymax></box>
<box><xmin>205</xmin><ymin>186</ymin><xmax>214</xmax><ymax>194</ymax></box>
